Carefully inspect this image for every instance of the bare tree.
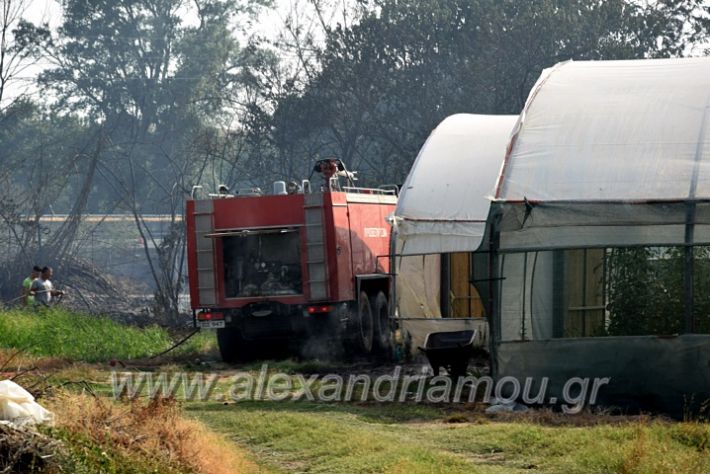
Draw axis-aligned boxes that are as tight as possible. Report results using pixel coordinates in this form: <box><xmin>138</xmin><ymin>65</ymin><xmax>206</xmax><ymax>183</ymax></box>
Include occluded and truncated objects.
<box><xmin>0</xmin><ymin>109</ymin><xmax>98</xmax><ymax>303</ymax></box>
<box><xmin>0</xmin><ymin>0</ymin><xmax>48</xmax><ymax>113</ymax></box>
<box><xmin>239</xmin><ymin>0</ymin><xmax>371</xmax><ymax>186</ymax></box>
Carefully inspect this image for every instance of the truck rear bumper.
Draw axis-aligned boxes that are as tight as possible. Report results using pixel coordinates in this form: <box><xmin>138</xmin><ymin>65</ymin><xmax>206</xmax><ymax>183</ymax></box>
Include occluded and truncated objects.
<box><xmin>195</xmin><ymin>301</ymin><xmax>343</xmax><ymax>341</ymax></box>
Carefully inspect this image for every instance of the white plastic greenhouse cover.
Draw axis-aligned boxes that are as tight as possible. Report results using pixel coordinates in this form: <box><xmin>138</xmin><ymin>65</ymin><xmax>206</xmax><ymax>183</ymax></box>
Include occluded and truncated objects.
<box><xmin>494</xmin><ymin>58</ymin><xmax>710</xmax><ymax>250</ymax></box>
<box><xmin>394</xmin><ymin>114</ymin><xmax>517</xmax><ymax>255</ymax></box>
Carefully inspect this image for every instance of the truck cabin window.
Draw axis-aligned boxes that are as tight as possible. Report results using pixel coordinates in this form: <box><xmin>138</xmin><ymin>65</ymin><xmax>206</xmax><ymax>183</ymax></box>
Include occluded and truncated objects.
<box><xmin>222</xmin><ymin>229</ymin><xmax>302</xmax><ymax>297</ymax></box>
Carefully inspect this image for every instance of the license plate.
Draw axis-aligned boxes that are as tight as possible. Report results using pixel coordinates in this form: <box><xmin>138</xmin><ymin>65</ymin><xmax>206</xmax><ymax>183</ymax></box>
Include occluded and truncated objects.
<box><xmin>197</xmin><ymin>320</ymin><xmax>225</xmax><ymax>329</ymax></box>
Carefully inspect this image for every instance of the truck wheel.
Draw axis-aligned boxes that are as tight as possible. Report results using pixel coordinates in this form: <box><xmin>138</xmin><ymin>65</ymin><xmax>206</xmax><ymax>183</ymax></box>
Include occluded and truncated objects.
<box><xmin>356</xmin><ymin>291</ymin><xmax>374</xmax><ymax>354</ymax></box>
<box><xmin>217</xmin><ymin>328</ymin><xmax>251</xmax><ymax>363</ymax></box>
<box><xmin>372</xmin><ymin>291</ymin><xmax>391</xmax><ymax>356</ymax></box>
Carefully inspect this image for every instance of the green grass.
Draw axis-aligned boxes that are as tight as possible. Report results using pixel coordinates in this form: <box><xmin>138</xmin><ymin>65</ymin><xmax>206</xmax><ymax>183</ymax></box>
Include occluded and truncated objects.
<box><xmin>188</xmin><ymin>399</ymin><xmax>710</xmax><ymax>473</ymax></box>
<box><xmin>0</xmin><ymin>308</ymin><xmax>216</xmax><ymax>362</ymax></box>
<box><xmin>2</xmin><ymin>309</ymin><xmax>707</xmax><ymax>473</ymax></box>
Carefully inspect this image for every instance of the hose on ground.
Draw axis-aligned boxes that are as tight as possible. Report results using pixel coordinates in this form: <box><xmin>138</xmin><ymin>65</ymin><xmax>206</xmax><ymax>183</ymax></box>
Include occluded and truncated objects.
<box><xmin>147</xmin><ymin>328</ymin><xmax>200</xmax><ymax>360</ymax></box>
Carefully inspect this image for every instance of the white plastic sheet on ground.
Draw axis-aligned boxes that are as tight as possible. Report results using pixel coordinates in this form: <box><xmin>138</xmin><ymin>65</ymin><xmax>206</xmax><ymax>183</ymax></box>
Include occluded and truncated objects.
<box><xmin>0</xmin><ymin>380</ymin><xmax>54</xmax><ymax>427</ymax></box>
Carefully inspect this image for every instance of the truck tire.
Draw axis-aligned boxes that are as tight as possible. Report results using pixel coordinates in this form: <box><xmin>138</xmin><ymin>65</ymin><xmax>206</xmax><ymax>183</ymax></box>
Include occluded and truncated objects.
<box><xmin>356</xmin><ymin>291</ymin><xmax>374</xmax><ymax>354</ymax></box>
<box><xmin>217</xmin><ymin>328</ymin><xmax>252</xmax><ymax>363</ymax></box>
<box><xmin>372</xmin><ymin>291</ymin><xmax>392</xmax><ymax>356</ymax></box>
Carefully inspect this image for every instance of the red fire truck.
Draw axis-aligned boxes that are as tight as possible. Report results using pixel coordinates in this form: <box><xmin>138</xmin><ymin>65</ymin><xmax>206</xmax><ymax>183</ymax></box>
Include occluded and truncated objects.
<box><xmin>185</xmin><ymin>160</ymin><xmax>398</xmax><ymax>361</ymax></box>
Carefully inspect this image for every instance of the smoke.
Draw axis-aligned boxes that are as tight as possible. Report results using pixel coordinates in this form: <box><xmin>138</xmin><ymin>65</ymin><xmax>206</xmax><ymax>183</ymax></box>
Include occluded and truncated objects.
<box><xmin>298</xmin><ymin>332</ymin><xmax>344</xmax><ymax>361</ymax></box>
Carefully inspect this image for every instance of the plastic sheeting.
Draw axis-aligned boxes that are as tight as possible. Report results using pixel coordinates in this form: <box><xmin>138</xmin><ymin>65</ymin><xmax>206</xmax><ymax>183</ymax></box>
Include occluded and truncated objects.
<box><xmin>496</xmin><ymin>335</ymin><xmax>710</xmax><ymax>415</ymax></box>
<box><xmin>395</xmin><ymin>114</ymin><xmax>517</xmax><ymax>255</ymax></box>
<box><xmin>395</xmin><ymin>254</ymin><xmax>441</xmax><ymax>318</ymax></box>
<box><xmin>494</xmin><ymin>58</ymin><xmax>710</xmax><ymax>250</ymax></box>
<box><xmin>490</xmin><ymin>59</ymin><xmax>710</xmax><ymax>412</ymax></box>
<box><xmin>498</xmin><ymin>202</ymin><xmax>710</xmax><ymax>251</ymax></box>
<box><xmin>498</xmin><ymin>252</ymin><xmax>554</xmax><ymax>342</ymax></box>
<box><xmin>392</xmin><ymin>114</ymin><xmax>514</xmax><ymax>351</ymax></box>
<box><xmin>0</xmin><ymin>380</ymin><xmax>54</xmax><ymax>427</ymax></box>
<box><xmin>498</xmin><ymin>58</ymin><xmax>710</xmax><ymax>202</ymax></box>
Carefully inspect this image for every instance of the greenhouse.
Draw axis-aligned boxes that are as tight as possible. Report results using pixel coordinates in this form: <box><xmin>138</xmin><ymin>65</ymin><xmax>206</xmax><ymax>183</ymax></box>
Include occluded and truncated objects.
<box><xmin>490</xmin><ymin>58</ymin><xmax>710</xmax><ymax>411</ymax></box>
<box><xmin>391</xmin><ymin>113</ymin><xmax>517</xmax><ymax>349</ymax></box>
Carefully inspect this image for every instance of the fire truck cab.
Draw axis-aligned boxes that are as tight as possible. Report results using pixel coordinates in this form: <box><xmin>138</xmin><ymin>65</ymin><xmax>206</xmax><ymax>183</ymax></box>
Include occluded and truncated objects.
<box><xmin>185</xmin><ymin>160</ymin><xmax>397</xmax><ymax>361</ymax></box>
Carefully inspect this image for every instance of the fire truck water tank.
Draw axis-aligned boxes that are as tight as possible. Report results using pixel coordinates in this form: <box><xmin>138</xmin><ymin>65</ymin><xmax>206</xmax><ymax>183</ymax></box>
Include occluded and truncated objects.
<box><xmin>273</xmin><ymin>181</ymin><xmax>287</xmax><ymax>195</ymax></box>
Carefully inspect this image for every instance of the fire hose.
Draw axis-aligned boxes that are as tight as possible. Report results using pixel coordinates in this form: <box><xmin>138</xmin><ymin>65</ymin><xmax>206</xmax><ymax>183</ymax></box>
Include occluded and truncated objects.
<box><xmin>3</xmin><ymin>289</ymin><xmax>67</xmax><ymax>306</ymax></box>
<box><xmin>147</xmin><ymin>329</ymin><xmax>200</xmax><ymax>360</ymax></box>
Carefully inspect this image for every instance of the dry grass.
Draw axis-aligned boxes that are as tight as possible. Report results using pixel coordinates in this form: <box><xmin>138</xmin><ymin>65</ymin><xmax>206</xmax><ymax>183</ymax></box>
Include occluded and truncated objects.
<box><xmin>0</xmin><ymin>349</ymin><xmax>261</xmax><ymax>472</ymax></box>
<box><xmin>0</xmin><ymin>423</ymin><xmax>64</xmax><ymax>473</ymax></box>
<box><xmin>46</xmin><ymin>392</ymin><xmax>261</xmax><ymax>473</ymax></box>
<box><xmin>0</xmin><ymin>348</ymin><xmax>108</xmax><ymax>403</ymax></box>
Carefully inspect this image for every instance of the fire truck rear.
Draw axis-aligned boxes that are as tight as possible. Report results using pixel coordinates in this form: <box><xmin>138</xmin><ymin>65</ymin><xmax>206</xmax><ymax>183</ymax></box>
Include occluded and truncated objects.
<box><xmin>185</xmin><ymin>160</ymin><xmax>397</xmax><ymax>361</ymax></box>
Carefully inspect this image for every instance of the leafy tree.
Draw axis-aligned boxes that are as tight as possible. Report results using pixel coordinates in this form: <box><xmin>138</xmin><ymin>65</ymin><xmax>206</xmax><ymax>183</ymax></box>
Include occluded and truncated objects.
<box><xmin>40</xmin><ymin>0</ymin><xmax>266</xmax><ymax>322</ymax></box>
<box><xmin>248</xmin><ymin>0</ymin><xmax>710</xmax><ymax>185</ymax></box>
<box><xmin>605</xmin><ymin>246</ymin><xmax>710</xmax><ymax>336</ymax></box>
<box><xmin>692</xmin><ymin>246</ymin><xmax>710</xmax><ymax>333</ymax></box>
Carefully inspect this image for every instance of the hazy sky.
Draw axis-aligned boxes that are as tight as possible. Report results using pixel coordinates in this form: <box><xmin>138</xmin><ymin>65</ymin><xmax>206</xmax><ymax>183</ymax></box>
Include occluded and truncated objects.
<box><xmin>22</xmin><ymin>0</ymin><xmax>348</xmax><ymax>32</ymax></box>
<box><xmin>24</xmin><ymin>0</ymin><xmax>62</xmax><ymax>27</ymax></box>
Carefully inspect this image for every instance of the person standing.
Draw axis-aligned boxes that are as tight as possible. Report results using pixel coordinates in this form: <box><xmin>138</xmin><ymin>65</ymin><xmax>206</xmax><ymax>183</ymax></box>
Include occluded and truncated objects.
<box><xmin>30</xmin><ymin>266</ymin><xmax>64</xmax><ymax>307</ymax></box>
<box><xmin>22</xmin><ymin>266</ymin><xmax>41</xmax><ymax>306</ymax></box>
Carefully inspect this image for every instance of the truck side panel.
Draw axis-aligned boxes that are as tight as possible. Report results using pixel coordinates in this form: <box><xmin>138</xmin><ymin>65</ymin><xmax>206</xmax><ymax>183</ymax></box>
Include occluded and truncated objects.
<box><xmin>212</xmin><ymin>195</ymin><xmax>304</xmax><ymax>230</ymax></box>
<box><xmin>324</xmin><ymin>192</ymin><xmax>354</xmax><ymax>302</ymax></box>
<box><xmin>186</xmin><ymin>200</ymin><xmax>200</xmax><ymax>309</ymax></box>
<box><xmin>345</xmin><ymin>194</ymin><xmax>396</xmax><ymax>277</ymax></box>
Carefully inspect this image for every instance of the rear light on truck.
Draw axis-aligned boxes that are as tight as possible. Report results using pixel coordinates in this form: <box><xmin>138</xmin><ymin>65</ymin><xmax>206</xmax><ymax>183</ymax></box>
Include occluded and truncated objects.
<box><xmin>197</xmin><ymin>311</ymin><xmax>224</xmax><ymax>321</ymax></box>
<box><xmin>307</xmin><ymin>305</ymin><xmax>334</xmax><ymax>314</ymax></box>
